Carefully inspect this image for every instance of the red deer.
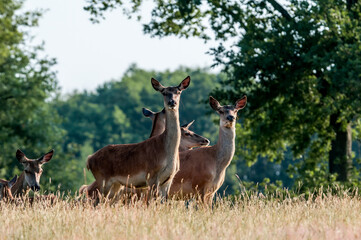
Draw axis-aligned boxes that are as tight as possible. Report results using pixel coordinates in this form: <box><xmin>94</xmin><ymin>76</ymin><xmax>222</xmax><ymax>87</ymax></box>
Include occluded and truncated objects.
<box><xmin>142</xmin><ymin>107</ymin><xmax>210</xmax><ymax>151</ymax></box>
<box><xmin>11</xmin><ymin>149</ymin><xmax>54</xmax><ymax>197</ymax></box>
<box><xmin>86</xmin><ymin>77</ymin><xmax>191</xmax><ymax>200</ymax></box>
<box><xmin>168</xmin><ymin>96</ymin><xmax>247</xmax><ymax>206</ymax></box>
<box><xmin>0</xmin><ymin>176</ymin><xmax>17</xmax><ymax>201</ymax></box>
<box><xmin>80</xmin><ymin>108</ymin><xmax>209</xmax><ymax>198</ymax></box>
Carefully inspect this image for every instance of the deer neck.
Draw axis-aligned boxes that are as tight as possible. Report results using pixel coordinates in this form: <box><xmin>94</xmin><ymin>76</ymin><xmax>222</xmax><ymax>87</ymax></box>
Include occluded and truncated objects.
<box><xmin>163</xmin><ymin>109</ymin><xmax>181</xmax><ymax>160</ymax></box>
<box><xmin>178</xmin><ymin>145</ymin><xmax>191</xmax><ymax>152</ymax></box>
<box><xmin>11</xmin><ymin>172</ymin><xmax>27</xmax><ymax>196</ymax></box>
<box><xmin>215</xmin><ymin>124</ymin><xmax>236</xmax><ymax>173</ymax></box>
<box><xmin>149</xmin><ymin>114</ymin><xmax>166</xmax><ymax>138</ymax></box>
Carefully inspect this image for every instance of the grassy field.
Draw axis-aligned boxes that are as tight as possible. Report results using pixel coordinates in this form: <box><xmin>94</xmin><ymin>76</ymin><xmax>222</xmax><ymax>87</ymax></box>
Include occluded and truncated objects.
<box><xmin>1</xmin><ymin>191</ymin><xmax>361</xmax><ymax>240</ymax></box>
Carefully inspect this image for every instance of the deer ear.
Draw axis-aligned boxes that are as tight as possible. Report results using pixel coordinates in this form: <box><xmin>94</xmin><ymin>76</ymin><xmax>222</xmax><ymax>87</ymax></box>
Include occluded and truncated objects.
<box><xmin>16</xmin><ymin>149</ymin><xmax>27</xmax><ymax>163</ymax></box>
<box><xmin>8</xmin><ymin>175</ymin><xmax>17</xmax><ymax>188</ymax></box>
<box><xmin>235</xmin><ymin>95</ymin><xmax>247</xmax><ymax>110</ymax></box>
<box><xmin>38</xmin><ymin>150</ymin><xmax>54</xmax><ymax>164</ymax></box>
<box><xmin>181</xmin><ymin>120</ymin><xmax>195</xmax><ymax>129</ymax></box>
<box><xmin>151</xmin><ymin>78</ymin><xmax>165</xmax><ymax>92</ymax></box>
<box><xmin>178</xmin><ymin>76</ymin><xmax>191</xmax><ymax>91</ymax></box>
<box><xmin>209</xmin><ymin>96</ymin><xmax>221</xmax><ymax>111</ymax></box>
<box><xmin>142</xmin><ymin>108</ymin><xmax>154</xmax><ymax>118</ymax></box>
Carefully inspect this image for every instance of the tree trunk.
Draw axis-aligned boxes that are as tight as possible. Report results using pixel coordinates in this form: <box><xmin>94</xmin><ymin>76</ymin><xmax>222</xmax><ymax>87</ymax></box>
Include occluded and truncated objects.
<box><xmin>329</xmin><ymin>114</ymin><xmax>352</xmax><ymax>181</ymax></box>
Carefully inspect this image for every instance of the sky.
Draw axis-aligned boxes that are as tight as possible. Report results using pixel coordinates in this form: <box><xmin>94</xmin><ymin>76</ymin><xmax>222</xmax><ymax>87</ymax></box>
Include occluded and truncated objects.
<box><xmin>22</xmin><ymin>0</ymin><xmax>219</xmax><ymax>93</ymax></box>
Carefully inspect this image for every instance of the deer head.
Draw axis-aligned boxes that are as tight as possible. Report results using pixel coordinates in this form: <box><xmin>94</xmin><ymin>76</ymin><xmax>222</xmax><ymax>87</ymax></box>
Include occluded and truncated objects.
<box><xmin>180</xmin><ymin>120</ymin><xmax>210</xmax><ymax>148</ymax></box>
<box><xmin>151</xmin><ymin>76</ymin><xmax>191</xmax><ymax>111</ymax></box>
<box><xmin>0</xmin><ymin>176</ymin><xmax>17</xmax><ymax>200</ymax></box>
<box><xmin>209</xmin><ymin>96</ymin><xmax>247</xmax><ymax>129</ymax></box>
<box><xmin>142</xmin><ymin>108</ymin><xmax>210</xmax><ymax>149</ymax></box>
<box><xmin>16</xmin><ymin>149</ymin><xmax>54</xmax><ymax>191</ymax></box>
<box><xmin>143</xmin><ymin>107</ymin><xmax>166</xmax><ymax>137</ymax></box>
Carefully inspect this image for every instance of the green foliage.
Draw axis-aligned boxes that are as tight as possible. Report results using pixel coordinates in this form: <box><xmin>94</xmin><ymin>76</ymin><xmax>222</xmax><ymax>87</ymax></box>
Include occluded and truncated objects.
<box><xmin>211</xmin><ymin>0</ymin><xmax>361</xmax><ymax>188</ymax></box>
<box><xmin>0</xmin><ymin>0</ymin><xmax>87</xmax><ymax>194</ymax></box>
<box><xmin>54</xmin><ymin>65</ymin><xmax>221</xmax><ymax>190</ymax></box>
<box><xmin>84</xmin><ymin>0</ymin><xmax>361</xmax><ymax>191</ymax></box>
<box><xmin>0</xmin><ymin>0</ymin><xmax>61</xmax><ymax>181</ymax></box>
<box><xmin>5</xmin><ymin>0</ymin><xmax>361</xmax><ymax>195</ymax></box>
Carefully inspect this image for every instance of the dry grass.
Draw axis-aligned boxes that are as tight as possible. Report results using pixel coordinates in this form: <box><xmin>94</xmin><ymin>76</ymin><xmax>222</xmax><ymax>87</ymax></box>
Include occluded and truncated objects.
<box><xmin>1</xmin><ymin>191</ymin><xmax>361</xmax><ymax>240</ymax></box>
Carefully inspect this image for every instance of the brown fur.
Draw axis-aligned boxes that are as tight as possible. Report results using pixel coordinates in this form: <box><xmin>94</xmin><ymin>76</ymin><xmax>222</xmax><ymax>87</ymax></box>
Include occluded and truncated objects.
<box><xmin>0</xmin><ymin>179</ymin><xmax>14</xmax><ymax>201</ymax></box>
<box><xmin>11</xmin><ymin>172</ymin><xmax>26</xmax><ymax>197</ymax></box>
<box><xmin>87</xmin><ymin>135</ymin><xmax>167</xmax><ymax>186</ymax></box>
<box><xmin>12</xmin><ymin>149</ymin><xmax>53</xmax><ymax>197</ymax></box>
<box><xmin>169</xmin><ymin>146</ymin><xmax>219</xmax><ymax>204</ymax></box>
<box><xmin>144</xmin><ymin>108</ymin><xmax>209</xmax><ymax>150</ymax></box>
<box><xmin>168</xmin><ymin>96</ymin><xmax>247</xmax><ymax>206</ymax></box>
<box><xmin>82</xmin><ymin>108</ymin><xmax>209</xmax><ymax>200</ymax></box>
<box><xmin>85</xmin><ymin>77</ymin><xmax>191</xmax><ymax>200</ymax></box>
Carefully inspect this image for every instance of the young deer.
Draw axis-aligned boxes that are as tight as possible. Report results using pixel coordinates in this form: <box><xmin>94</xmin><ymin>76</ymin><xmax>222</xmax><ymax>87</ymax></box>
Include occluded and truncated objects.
<box><xmin>80</xmin><ymin>108</ymin><xmax>209</xmax><ymax>198</ymax></box>
<box><xmin>142</xmin><ymin>107</ymin><xmax>210</xmax><ymax>151</ymax></box>
<box><xmin>11</xmin><ymin>149</ymin><xmax>54</xmax><ymax>197</ymax></box>
<box><xmin>168</xmin><ymin>96</ymin><xmax>247</xmax><ymax>206</ymax></box>
<box><xmin>86</xmin><ymin>77</ymin><xmax>190</xmax><ymax>199</ymax></box>
<box><xmin>0</xmin><ymin>176</ymin><xmax>17</xmax><ymax>201</ymax></box>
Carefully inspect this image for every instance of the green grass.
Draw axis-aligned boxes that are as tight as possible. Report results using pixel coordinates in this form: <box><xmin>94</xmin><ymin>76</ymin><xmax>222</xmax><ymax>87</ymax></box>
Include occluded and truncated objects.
<box><xmin>1</xmin><ymin>191</ymin><xmax>361</xmax><ymax>240</ymax></box>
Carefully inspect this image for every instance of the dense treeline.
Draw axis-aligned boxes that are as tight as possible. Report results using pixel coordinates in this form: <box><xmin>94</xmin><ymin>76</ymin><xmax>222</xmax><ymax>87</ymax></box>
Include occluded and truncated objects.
<box><xmin>0</xmin><ymin>61</ymin><xmax>319</xmax><ymax>194</ymax></box>
<box><xmin>85</xmin><ymin>0</ymin><xmax>361</xmax><ymax>192</ymax></box>
<box><xmin>2</xmin><ymin>0</ymin><xmax>361</xmax><ymax>195</ymax></box>
<box><xmin>54</xmin><ymin>66</ymin><xmax>224</xmax><ymax>191</ymax></box>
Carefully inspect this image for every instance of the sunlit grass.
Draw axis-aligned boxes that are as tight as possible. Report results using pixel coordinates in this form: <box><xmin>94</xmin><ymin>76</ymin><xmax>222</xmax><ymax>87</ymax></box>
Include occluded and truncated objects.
<box><xmin>1</xmin><ymin>190</ymin><xmax>361</xmax><ymax>240</ymax></box>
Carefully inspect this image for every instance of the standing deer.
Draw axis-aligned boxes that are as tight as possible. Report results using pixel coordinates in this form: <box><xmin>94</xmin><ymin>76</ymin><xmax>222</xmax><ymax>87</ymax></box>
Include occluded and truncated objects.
<box><xmin>169</xmin><ymin>95</ymin><xmax>247</xmax><ymax>206</ymax></box>
<box><xmin>80</xmin><ymin>107</ymin><xmax>209</xmax><ymax>198</ymax></box>
<box><xmin>142</xmin><ymin>107</ymin><xmax>210</xmax><ymax>151</ymax></box>
<box><xmin>86</xmin><ymin>76</ymin><xmax>190</xmax><ymax>200</ymax></box>
<box><xmin>142</xmin><ymin>108</ymin><xmax>166</xmax><ymax>137</ymax></box>
<box><xmin>0</xmin><ymin>176</ymin><xmax>17</xmax><ymax>201</ymax></box>
<box><xmin>11</xmin><ymin>149</ymin><xmax>54</xmax><ymax>197</ymax></box>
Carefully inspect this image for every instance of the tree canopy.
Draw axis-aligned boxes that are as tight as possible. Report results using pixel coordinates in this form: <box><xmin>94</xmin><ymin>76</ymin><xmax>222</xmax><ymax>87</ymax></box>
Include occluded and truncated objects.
<box><xmin>0</xmin><ymin>0</ymin><xmax>62</xmax><ymax>181</ymax></box>
<box><xmin>53</xmin><ymin>66</ymin><xmax>224</xmax><ymax>191</ymax></box>
<box><xmin>85</xmin><ymin>0</ymin><xmax>361</xmax><ymax>191</ymax></box>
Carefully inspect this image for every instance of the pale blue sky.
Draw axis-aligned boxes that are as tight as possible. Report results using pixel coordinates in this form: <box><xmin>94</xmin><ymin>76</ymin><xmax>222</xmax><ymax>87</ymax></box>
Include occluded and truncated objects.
<box><xmin>23</xmin><ymin>0</ymin><xmax>219</xmax><ymax>93</ymax></box>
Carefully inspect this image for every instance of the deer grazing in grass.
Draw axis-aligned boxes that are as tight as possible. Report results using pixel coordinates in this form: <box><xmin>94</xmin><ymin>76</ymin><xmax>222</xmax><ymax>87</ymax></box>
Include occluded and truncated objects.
<box><xmin>80</xmin><ymin>107</ymin><xmax>209</xmax><ymax>199</ymax></box>
<box><xmin>86</xmin><ymin>77</ymin><xmax>190</xmax><ymax>200</ymax></box>
<box><xmin>142</xmin><ymin>107</ymin><xmax>210</xmax><ymax>151</ymax></box>
<box><xmin>168</xmin><ymin>95</ymin><xmax>247</xmax><ymax>206</ymax></box>
<box><xmin>0</xmin><ymin>176</ymin><xmax>17</xmax><ymax>201</ymax></box>
<box><xmin>11</xmin><ymin>149</ymin><xmax>54</xmax><ymax>197</ymax></box>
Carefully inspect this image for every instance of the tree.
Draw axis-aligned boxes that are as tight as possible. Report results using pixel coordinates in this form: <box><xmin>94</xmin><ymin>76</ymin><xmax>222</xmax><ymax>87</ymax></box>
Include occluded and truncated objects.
<box><xmin>0</xmin><ymin>1</ymin><xmax>64</xmax><ymax>190</ymax></box>
<box><xmin>85</xmin><ymin>0</ymin><xmax>361</xmax><ymax>190</ymax></box>
<box><xmin>55</xmin><ymin>66</ymin><xmax>222</xmax><ymax>190</ymax></box>
<box><xmin>56</xmin><ymin>65</ymin><xmax>220</xmax><ymax>149</ymax></box>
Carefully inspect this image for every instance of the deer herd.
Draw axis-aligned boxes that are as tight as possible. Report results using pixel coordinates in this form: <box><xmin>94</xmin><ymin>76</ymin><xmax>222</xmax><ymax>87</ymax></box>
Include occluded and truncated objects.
<box><xmin>0</xmin><ymin>76</ymin><xmax>247</xmax><ymax>207</ymax></box>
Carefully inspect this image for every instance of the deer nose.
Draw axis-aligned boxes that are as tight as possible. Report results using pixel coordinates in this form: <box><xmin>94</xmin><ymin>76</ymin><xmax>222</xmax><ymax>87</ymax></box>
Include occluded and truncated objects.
<box><xmin>227</xmin><ymin>115</ymin><xmax>235</xmax><ymax>121</ymax></box>
<box><xmin>203</xmin><ymin>139</ymin><xmax>210</xmax><ymax>145</ymax></box>
<box><xmin>31</xmin><ymin>185</ymin><xmax>40</xmax><ymax>192</ymax></box>
<box><xmin>168</xmin><ymin>99</ymin><xmax>176</xmax><ymax>107</ymax></box>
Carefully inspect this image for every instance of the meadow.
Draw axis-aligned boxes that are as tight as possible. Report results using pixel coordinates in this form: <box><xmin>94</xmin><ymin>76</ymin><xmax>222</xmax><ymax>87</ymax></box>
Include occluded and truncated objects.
<box><xmin>1</xmin><ymin>190</ymin><xmax>360</xmax><ymax>240</ymax></box>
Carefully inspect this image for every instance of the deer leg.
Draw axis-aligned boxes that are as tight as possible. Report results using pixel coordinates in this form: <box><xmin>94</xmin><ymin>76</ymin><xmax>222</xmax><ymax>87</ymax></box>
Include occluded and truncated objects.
<box><xmin>85</xmin><ymin>181</ymin><xmax>100</xmax><ymax>199</ymax></box>
<box><xmin>159</xmin><ymin>181</ymin><xmax>172</xmax><ymax>201</ymax></box>
<box><xmin>206</xmin><ymin>193</ymin><xmax>215</xmax><ymax>208</ymax></box>
<box><xmin>200</xmin><ymin>192</ymin><xmax>214</xmax><ymax>209</ymax></box>
<box><xmin>107</xmin><ymin>183</ymin><xmax>122</xmax><ymax>199</ymax></box>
